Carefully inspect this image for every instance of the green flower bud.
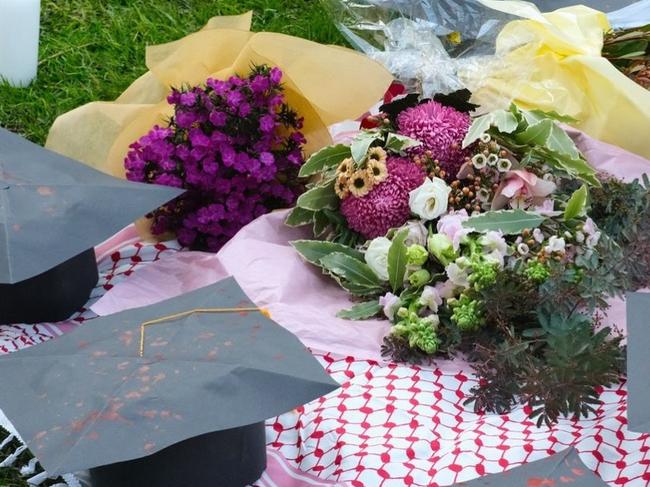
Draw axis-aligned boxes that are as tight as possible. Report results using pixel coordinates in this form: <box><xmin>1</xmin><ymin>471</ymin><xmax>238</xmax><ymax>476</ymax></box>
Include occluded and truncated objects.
<box><xmin>469</xmin><ymin>260</ymin><xmax>498</xmax><ymax>290</ymax></box>
<box><xmin>406</xmin><ymin>244</ymin><xmax>429</xmax><ymax>266</ymax></box>
<box><xmin>408</xmin><ymin>269</ymin><xmax>432</xmax><ymax>287</ymax></box>
<box><xmin>397</xmin><ymin>307</ymin><xmax>409</xmax><ymax>318</ymax></box>
<box><xmin>406</xmin><ymin>319</ymin><xmax>440</xmax><ymax>354</ymax></box>
<box><xmin>428</xmin><ymin>233</ymin><xmax>456</xmax><ymax>266</ymax></box>
<box><xmin>524</xmin><ymin>260</ymin><xmax>550</xmax><ymax>283</ymax></box>
<box><xmin>450</xmin><ymin>294</ymin><xmax>484</xmax><ymax>332</ymax></box>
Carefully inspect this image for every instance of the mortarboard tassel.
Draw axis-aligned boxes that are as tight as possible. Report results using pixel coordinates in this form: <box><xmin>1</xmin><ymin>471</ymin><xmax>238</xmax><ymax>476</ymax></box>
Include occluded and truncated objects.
<box><xmin>139</xmin><ymin>307</ymin><xmax>271</xmax><ymax>357</ymax></box>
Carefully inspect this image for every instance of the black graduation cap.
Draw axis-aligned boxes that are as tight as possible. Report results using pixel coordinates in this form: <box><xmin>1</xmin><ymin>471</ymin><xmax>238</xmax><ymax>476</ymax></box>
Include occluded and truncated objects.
<box><xmin>453</xmin><ymin>448</ymin><xmax>607</xmax><ymax>486</ymax></box>
<box><xmin>0</xmin><ymin>128</ymin><xmax>183</xmax><ymax>324</ymax></box>
<box><xmin>626</xmin><ymin>291</ymin><xmax>650</xmax><ymax>433</ymax></box>
<box><xmin>0</xmin><ymin>278</ymin><xmax>339</xmax><ymax>487</ymax></box>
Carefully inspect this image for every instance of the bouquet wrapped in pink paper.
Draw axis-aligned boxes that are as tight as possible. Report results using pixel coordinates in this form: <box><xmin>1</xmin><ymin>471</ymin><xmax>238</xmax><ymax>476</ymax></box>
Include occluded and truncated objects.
<box><xmin>286</xmin><ymin>90</ymin><xmax>650</xmax><ymax>426</ymax></box>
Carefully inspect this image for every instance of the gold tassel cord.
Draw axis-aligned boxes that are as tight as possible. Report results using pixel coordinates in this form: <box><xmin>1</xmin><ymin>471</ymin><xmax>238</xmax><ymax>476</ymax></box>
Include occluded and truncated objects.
<box><xmin>139</xmin><ymin>307</ymin><xmax>271</xmax><ymax>357</ymax></box>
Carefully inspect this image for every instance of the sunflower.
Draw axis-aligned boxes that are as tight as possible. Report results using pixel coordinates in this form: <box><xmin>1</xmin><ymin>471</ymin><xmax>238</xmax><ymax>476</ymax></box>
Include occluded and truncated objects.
<box><xmin>336</xmin><ymin>157</ymin><xmax>354</xmax><ymax>177</ymax></box>
<box><xmin>335</xmin><ymin>174</ymin><xmax>351</xmax><ymax>199</ymax></box>
<box><xmin>348</xmin><ymin>170</ymin><xmax>373</xmax><ymax>198</ymax></box>
<box><xmin>367</xmin><ymin>146</ymin><xmax>387</xmax><ymax>164</ymax></box>
<box><xmin>366</xmin><ymin>159</ymin><xmax>388</xmax><ymax>184</ymax></box>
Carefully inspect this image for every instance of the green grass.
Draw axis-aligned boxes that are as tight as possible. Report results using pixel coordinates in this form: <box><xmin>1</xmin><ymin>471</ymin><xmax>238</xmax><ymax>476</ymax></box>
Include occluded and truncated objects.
<box><xmin>0</xmin><ymin>0</ymin><xmax>345</xmax><ymax>145</ymax></box>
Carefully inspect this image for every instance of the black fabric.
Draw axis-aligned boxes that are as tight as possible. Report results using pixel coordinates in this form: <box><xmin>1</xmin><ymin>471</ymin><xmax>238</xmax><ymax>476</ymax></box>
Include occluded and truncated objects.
<box><xmin>0</xmin><ymin>248</ymin><xmax>98</xmax><ymax>324</ymax></box>
<box><xmin>89</xmin><ymin>422</ymin><xmax>267</xmax><ymax>487</ymax></box>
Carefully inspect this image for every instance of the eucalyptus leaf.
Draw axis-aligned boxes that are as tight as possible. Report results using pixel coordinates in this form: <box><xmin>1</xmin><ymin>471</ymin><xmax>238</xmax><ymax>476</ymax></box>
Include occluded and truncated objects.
<box><xmin>298</xmin><ymin>144</ymin><xmax>351</xmax><ymax>178</ymax></box>
<box><xmin>291</xmin><ymin>240</ymin><xmax>364</xmax><ymax>265</ymax></box>
<box><xmin>388</xmin><ymin>230</ymin><xmax>409</xmax><ymax>293</ymax></box>
<box><xmin>463</xmin><ymin>209</ymin><xmax>546</xmax><ymax>234</ymax></box>
<box><xmin>320</xmin><ymin>252</ymin><xmax>383</xmax><ymax>289</ymax></box>
<box><xmin>296</xmin><ymin>181</ymin><xmax>338</xmax><ymax>211</ymax></box>
<box><xmin>337</xmin><ymin>300</ymin><xmax>383</xmax><ymax>320</ymax></box>
<box><xmin>564</xmin><ymin>185</ymin><xmax>588</xmax><ymax>221</ymax></box>
<box><xmin>351</xmin><ymin>132</ymin><xmax>382</xmax><ymax>163</ymax></box>
<box><xmin>285</xmin><ymin>207</ymin><xmax>315</xmax><ymax>227</ymax></box>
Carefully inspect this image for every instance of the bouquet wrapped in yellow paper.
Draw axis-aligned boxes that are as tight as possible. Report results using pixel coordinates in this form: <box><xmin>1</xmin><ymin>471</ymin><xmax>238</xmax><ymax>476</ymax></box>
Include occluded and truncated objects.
<box><xmin>325</xmin><ymin>0</ymin><xmax>650</xmax><ymax>160</ymax></box>
<box><xmin>468</xmin><ymin>2</ymin><xmax>650</xmax><ymax>160</ymax></box>
<box><xmin>45</xmin><ymin>11</ymin><xmax>393</xmax><ymax>178</ymax></box>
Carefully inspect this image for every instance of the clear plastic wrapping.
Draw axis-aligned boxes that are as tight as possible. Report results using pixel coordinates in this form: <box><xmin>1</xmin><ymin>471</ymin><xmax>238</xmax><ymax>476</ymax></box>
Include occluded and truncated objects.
<box><xmin>322</xmin><ymin>0</ymin><xmax>649</xmax><ymax>97</ymax></box>
<box><xmin>321</xmin><ymin>0</ymin><xmax>525</xmax><ymax>96</ymax></box>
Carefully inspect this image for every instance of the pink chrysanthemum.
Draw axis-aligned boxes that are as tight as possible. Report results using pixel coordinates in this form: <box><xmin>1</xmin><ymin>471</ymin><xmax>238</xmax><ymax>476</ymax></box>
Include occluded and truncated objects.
<box><xmin>341</xmin><ymin>157</ymin><xmax>426</xmax><ymax>239</ymax></box>
<box><xmin>397</xmin><ymin>101</ymin><xmax>471</xmax><ymax>179</ymax></box>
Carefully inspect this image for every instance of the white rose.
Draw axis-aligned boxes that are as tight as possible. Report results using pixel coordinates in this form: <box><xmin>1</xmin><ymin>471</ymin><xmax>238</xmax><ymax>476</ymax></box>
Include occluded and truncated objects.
<box><xmin>409</xmin><ymin>177</ymin><xmax>451</xmax><ymax>221</ymax></box>
<box><xmin>364</xmin><ymin>237</ymin><xmax>392</xmax><ymax>281</ymax></box>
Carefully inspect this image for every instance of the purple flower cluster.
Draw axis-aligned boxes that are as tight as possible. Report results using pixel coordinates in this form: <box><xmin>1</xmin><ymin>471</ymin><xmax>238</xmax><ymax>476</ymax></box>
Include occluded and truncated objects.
<box><xmin>125</xmin><ymin>65</ymin><xmax>306</xmax><ymax>251</ymax></box>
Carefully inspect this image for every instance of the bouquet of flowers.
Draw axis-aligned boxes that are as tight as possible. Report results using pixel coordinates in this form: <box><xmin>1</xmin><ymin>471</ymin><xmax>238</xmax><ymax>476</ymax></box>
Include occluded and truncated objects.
<box><xmin>288</xmin><ymin>92</ymin><xmax>650</xmax><ymax>426</ymax></box>
<box><xmin>603</xmin><ymin>24</ymin><xmax>650</xmax><ymax>89</ymax></box>
<box><xmin>125</xmin><ymin>65</ymin><xmax>306</xmax><ymax>252</ymax></box>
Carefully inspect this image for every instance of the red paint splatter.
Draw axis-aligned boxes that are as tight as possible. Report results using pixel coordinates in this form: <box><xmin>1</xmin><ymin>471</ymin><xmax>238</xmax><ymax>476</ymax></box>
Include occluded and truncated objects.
<box><xmin>528</xmin><ymin>478</ymin><xmax>556</xmax><ymax>487</ymax></box>
<box><xmin>34</xmin><ymin>431</ymin><xmax>47</xmax><ymax>440</ymax></box>
<box><xmin>120</xmin><ymin>331</ymin><xmax>133</xmax><ymax>347</ymax></box>
<box><xmin>70</xmin><ymin>401</ymin><xmax>127</xmax><ymax>432</ymax></box>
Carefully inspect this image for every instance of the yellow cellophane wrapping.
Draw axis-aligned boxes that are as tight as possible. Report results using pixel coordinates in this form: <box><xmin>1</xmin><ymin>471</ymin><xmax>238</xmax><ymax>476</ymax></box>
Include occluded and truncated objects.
<box><xmin>45</xmin><ymin>11</ymin><xmax>393</xmax><ymax>178</ymax></box>
<box><xmin>467</xmin><ymin>3</ymin><xmax>650</xmax><ymax>160</ymax></box>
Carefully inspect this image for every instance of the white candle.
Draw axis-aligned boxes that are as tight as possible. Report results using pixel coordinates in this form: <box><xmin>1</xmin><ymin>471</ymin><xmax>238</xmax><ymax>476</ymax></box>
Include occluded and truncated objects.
<box><xmin>0</xmin><ymin>0</ymin><xmax>41</xmax><ymax>87</ymax></box>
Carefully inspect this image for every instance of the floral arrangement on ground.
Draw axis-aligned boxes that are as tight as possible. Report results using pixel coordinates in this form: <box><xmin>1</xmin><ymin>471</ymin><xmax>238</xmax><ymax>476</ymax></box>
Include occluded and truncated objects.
<box><xmin>287</xmin><ymin>91</ymin><xmax>650</xmax><ymax>427</ymax></box>
<box><xmin>125</xmin><ymin>64</ymin><xmax>306</xmax><ymax>252</ymax></box>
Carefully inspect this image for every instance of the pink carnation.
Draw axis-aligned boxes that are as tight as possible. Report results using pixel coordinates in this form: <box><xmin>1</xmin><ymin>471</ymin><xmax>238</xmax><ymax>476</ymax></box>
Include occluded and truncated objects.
<box><xmin>341</xmin><ymin>157</ymin><xmax>425</xmax><ymax>239</ymax></box>
<box><xmin>397</xmin><ymin>101</ymin><xmax>471</xmax><ymax>179</ymax></box>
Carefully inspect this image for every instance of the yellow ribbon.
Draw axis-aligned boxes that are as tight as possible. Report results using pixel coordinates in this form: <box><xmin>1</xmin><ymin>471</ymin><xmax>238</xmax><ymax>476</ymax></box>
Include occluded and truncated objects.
<box><xmin>138</xmin><ymin>307</ymin><xmax>271</xmax><ymax>357</ymax></box>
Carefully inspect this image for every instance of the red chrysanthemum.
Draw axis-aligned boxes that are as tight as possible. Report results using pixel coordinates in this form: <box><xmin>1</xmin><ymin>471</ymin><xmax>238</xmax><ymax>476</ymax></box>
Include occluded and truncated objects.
<box><xmin>340</xmin><ymin>157</ymin><xmax>426</xmax><ymax>239</ymax></box>
<box><xmin>397</xmin><ymin>101</ymin><xmax>471</xmax><ymax>179</ymax></box>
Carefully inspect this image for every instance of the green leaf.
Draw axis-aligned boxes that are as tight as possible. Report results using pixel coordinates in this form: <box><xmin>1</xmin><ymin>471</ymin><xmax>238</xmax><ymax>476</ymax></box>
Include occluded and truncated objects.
<box><xmin>388</xmin><ymin>229</ymin><xmax>409</xmax><ymax>293</ymax></box>
<box><xmin>462</xmin><ymin>109</ymin><xmax>519</xmax><ymax>148</ymax></box>
<box><xmin>604</xmin><ymin>39</ymin><xmax>648</xmax><ymax>58</ymax></box>
<box><xmin>552</xmin><ymin>152</ymin><xmax>600</xmax><ymax>186</ymax></box>
<box><xmin>351</xmin><ymin>132</ymin><xmax>382</xmax><ymax>163</ymax></box>
<box><xmin>462</xmin><ymin>114</ymin><xmax>492</xmax><ymax>148</ymax></box>
<box><xmin>515</xmin><ymin>119</ymin><xmax>553</xmax><ymax>145</ymax></box>
<box><xmin>285</xmin><ymin>207</ymin><xmax>315</xmax><ymax>227</ymax></box>
<box><xmin>564</xmin><ymin>185</ymin><xmax>588</xmax><ymax>221</ymax></box>
<box><xmin>337</xmin><ymin>300</ymin><xmax>382</xmax><ymax>320</ymax></box>
<box><xmin>313</xmin><ymin>211</ymin><xmax>330</xmax><ymax>237</ymax></box>
<box><xmin>291</xmin><ymin>240</ymin><xmax>364</xmax><ymax>265</ymax></box>
<box><xmin>385</xmin><ymin>133</ymin><xmax>422</xmax><ymax>152</ymax></box>
<box><xmin>320</xmin><ymin>252</ymin><xmax>383</xmax><ymax>289</ymax></box>
<box><xmin>528</xmin><ymin>109</ymin><xmax>578</xmax><ymax>124</ymax></box>
<box><xmin>492</xmin><ymin>110</ymin><xmax>519</xmax><ymax>133</ymax></box>
<box><xmin>547</xmin><ymin>124</ymin><xmax>579</xmax><ymax>159</ymax></box>
<box><xmin>463</xmin><ymin>209</ymin><xmax>546</xmax><ymax>234</ymax></box>
<box><xmin>296</xmin><ymin>181</ymin><xmax>338</xmax><ymax>211</ymax></box>
<box><xmin>298</xmin><ymin>144</ymin><xmax>351</xmax><ymax>178</ymax></box>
